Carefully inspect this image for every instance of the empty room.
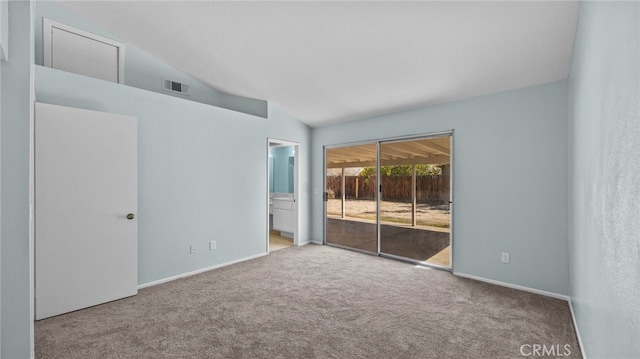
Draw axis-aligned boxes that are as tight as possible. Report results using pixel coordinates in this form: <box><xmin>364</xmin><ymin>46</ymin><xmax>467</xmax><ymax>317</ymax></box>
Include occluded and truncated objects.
<box><xmin>1</xmin><ymin>1</ymin><xmax>638</xmax><ymax>358</ymax></box>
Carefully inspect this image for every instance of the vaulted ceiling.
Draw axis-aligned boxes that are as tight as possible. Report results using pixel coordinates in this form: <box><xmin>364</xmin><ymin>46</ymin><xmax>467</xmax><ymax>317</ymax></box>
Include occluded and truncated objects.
<box><xmin>57</xmin><ymin>1</ymin><xmax>580</xmax><ymax>127</ymax></box>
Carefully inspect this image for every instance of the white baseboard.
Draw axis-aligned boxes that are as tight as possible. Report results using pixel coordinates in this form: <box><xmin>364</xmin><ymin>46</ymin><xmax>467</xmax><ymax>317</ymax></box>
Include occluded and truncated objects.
<box><xmin>453</xmin><ymin>272</ymin><xmax>570</xmax><ymax>301</ymax></box>
<box><xmin>568</xmin><ymin>299</ymin><xmax>587</xmax><ymax>359</ymax></box>
<box><xmin>138</xmin><ymin>252</ymin><xmax>268</xmax><ymax>289</ymax></box>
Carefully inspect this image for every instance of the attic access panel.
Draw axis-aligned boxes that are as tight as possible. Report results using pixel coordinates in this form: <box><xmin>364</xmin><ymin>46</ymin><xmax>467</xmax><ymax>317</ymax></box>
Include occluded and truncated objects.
<box><xmin>43</xmin><ymin>18</ymin><xmax>125</xmax><ymax>84</ymax></box>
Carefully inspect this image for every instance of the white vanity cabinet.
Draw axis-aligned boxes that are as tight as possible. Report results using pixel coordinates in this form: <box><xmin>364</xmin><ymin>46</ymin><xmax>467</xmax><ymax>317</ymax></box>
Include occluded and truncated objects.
<box><xmin>272</xmin><ymin>199</ymin><xmax>295</xmax><ymax>233</ymax></box>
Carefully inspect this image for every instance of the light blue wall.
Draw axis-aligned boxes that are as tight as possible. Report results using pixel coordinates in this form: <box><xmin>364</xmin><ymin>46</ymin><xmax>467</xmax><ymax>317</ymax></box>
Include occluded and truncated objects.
<box><xmin>568</xmin><ymin>2</ymin><xmax>640</xmax><ymax>358</ymax></box>
<box><xmin>35</xmin><ymin>65</ymin><xmax>312</xmax><ymax>284</ymax></box>
<box><xmin>270</xmin><ymin>146</ymin><xmax>295</xmax><ymax>193</ymax></box>
<box><xmin>1</xmin><ymin>1</ymin><xmax>33</xmax><ymax>357</ymax></box>
<box><xmin>34</xmin><ymin>1</ymin><xmax>267</xmax><ymax>118</ymax></box>
<box><xmin>312</xmin><ymin>80</ymin><xmax>570</xmax><ymax>296</ymax></box>
<box><xmin>10</xmin><ymin>2</ymin><xmax>640</xmax><ymax>357</ymax></box>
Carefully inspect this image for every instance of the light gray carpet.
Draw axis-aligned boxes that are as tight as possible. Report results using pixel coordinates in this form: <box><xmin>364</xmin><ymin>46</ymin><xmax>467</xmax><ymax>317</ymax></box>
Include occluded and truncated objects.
<box><xmin>35</xmin><ymin>244</ymin><xmax>581</xmax><ymax>358</ymax></box>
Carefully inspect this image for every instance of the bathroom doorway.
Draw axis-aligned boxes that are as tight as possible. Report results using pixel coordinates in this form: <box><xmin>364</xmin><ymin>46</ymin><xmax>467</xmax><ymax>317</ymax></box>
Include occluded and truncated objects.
<box><xmin>267</xmin><ymin>138</ymin><xmax>300</xmax><ymax>252</ymax></box>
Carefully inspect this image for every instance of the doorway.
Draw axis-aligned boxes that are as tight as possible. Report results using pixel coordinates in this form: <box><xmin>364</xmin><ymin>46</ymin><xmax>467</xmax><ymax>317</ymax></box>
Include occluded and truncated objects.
<box><xmin>324</xmin><ymin>132</ymin><xmax>453</xmax><ymax>269</ymax></box>
<box><xmin>267</xmin><ymin>138</ymin><xmax>300</xmax><ymax>252</ymax></box>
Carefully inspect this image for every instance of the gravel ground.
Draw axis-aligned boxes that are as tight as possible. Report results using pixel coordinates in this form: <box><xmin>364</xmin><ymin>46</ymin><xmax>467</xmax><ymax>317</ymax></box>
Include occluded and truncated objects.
<box><xmin>326</xmin><ymin>199</ymin><xmax>450</xmax><ymax>228</ymax></box>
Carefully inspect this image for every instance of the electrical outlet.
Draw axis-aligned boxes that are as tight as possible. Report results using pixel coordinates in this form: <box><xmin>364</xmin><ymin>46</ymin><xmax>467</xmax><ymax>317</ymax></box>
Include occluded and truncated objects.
<box><xmin>501</xmin><ymin>252</ymin><xmax>510</xmax><ymax>263</ymax></box>
<box><xmin>190</xmin><ymin>245</ymin><xmax>196</xmax><ymax>254</ymax></box>
<box><xmin>209</xmin><ymin>240</ymin><xmax>216</xmax><ymax>251</ymax></box>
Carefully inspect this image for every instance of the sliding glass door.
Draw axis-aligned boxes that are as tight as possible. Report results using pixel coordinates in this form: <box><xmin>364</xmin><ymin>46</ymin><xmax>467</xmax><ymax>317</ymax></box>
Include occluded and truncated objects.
<box><xmin>379</xmin><ymin>136</ymin><xmax>451</xmax><ymax>268</ymax></box>
<box><xmin>324</xmin><ymin>134</ymin><xmax>452</xmax><ymax>269</ymax></box>
<box><xmin>325</xmin><ymin>143</ymin><xmax>378</xmax><ymax>253</ymax></box>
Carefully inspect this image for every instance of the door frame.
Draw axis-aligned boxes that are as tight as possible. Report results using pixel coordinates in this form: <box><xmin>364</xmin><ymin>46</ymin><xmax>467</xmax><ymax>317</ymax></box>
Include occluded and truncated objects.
<box><xmin>266</xmin><ymin>138</ymin><xmax>300</xmax><ymax>252</ymax></box>
<box><xmin>323</xmin><ymin>130</ymin><xmax>454</xmax><ymax>271</ymax></box>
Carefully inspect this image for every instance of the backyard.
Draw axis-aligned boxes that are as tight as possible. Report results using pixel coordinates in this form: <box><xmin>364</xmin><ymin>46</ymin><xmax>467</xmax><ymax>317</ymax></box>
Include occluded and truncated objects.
<box><xmin>326</xmin><ymin>199</ymin><xmax>450</xmax><ymax>230</ymax></box>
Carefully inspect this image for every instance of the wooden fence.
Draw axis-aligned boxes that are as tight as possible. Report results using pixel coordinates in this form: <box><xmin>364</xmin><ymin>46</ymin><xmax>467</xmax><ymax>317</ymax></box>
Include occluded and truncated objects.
<box><xmin>326</xmin><ymin>175</ymin><xmax>450</xmax><ymax>204</ymax></box>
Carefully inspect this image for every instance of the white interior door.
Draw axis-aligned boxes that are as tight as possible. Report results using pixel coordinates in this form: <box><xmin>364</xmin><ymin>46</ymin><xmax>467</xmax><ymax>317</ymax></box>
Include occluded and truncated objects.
<box><xmin>35</xmin><ymin>102</ymin><xmax>138</xmax><ymax>320</ymax></box>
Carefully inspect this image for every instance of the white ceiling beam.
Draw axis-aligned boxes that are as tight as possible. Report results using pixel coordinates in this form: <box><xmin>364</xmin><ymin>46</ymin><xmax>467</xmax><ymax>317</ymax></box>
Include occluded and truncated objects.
<box><xmin>327</xmin><ymin>155</ymin><xmax>450</xmax><ymax>168</ymax></box>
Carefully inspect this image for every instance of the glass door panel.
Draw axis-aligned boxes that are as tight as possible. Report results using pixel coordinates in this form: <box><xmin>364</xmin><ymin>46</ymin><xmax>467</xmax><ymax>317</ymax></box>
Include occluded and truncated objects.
<box><xmin>325</xmin><ymin>144</ymin><xmax>378</xmax><ymax>253</ymax></box>
<box><xmin>379</xmin><ymin>136</ymin><xmax>452</xmax><ymax>268</ymax></box>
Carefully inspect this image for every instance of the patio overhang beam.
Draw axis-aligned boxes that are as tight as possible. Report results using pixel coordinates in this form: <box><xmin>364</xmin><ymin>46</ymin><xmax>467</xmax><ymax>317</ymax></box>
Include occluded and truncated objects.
<box><xmin>391</xmin><ymin>141</ymin><xmax>450</xmax><ymax>156</ymax></box>
<box><xmin>327</xmin><ymin>155</ymin><xmax>450</xmax><ymax>168</ymax></box>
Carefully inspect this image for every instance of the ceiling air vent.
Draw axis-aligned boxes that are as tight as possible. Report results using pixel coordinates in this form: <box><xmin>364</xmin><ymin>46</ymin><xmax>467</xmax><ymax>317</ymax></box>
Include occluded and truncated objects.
<box><xmin>162</xmin><ymin>78</ymin><xmax>189</xmax><ymax>96</ymax></box>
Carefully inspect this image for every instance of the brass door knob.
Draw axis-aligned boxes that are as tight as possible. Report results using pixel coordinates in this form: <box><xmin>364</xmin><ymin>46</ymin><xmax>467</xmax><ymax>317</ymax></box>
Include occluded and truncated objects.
<box><xmin>126</xmin><ymin>213</ymin><xmax>135</xmax><ymax>220</ymax></box>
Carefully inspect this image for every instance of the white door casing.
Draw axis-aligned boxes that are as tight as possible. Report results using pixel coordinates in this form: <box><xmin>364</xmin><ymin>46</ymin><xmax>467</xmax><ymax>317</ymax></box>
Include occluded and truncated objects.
<box><xmin>35</xmin><ymin>102</ymin><xmax>138</xmax><ymax>320</ymax></box>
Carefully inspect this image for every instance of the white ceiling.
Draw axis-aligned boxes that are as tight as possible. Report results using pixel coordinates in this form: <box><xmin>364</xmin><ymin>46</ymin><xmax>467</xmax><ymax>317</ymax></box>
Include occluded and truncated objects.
<box><xmin>57</xmin><ymin>1</ymin><xmax>580</xmax><ymax>128</ymax></box>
